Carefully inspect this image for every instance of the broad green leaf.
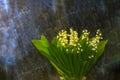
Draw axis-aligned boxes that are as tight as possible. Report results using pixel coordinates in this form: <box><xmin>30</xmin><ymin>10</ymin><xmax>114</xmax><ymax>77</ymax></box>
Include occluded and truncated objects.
<box><xmin>84</xmin><ymin>40</ymin><xmax>108</xmax><ymax>74</ymax></box>
<box><xmin>96</xmin><ymin>40</ymin><xmax>108</xmax><ymax>57</ymax></box>
<box><xmin>32</xmin><ymin>35</ymin><xmax>50</xmax><ymax>57</ymax></box>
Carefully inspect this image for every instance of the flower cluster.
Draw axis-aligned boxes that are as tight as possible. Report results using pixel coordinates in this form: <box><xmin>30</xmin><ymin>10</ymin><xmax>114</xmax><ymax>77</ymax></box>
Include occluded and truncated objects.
<box><xmin>56</xmin><ymin>28</ymin><xmax>103</xmax><ymax>55</ymax></box>
<box><xmin>88</xmin><ymin>29</ymin><xmax>102</xmax><ymax>52</ymax></box>
<box><xmin>57</xmin><ymin>30</ymin><xmax>68</xmax><ymax>47</ymax></box>
<box><xmin>57</xmin><ymin>28</ymin><xmax>79</xmax><ymax>47</ymax></box>
<box><xmin>81</xmin><ymin>29</ymin><xmax>90</xmax><ymax>40</ymax></box>
<box><xmin>69</xmin><ymin>28</ymin><xmax>79</xmax><ymax>46</ymax></box>
<box><xmin>57</xmin><ymin>28</ymin><xmax>83</xmax><ymax>53</ymax></box>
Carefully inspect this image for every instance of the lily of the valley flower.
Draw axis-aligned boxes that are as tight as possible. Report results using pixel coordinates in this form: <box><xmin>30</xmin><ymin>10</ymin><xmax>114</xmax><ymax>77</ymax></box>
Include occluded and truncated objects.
<box><xmin>57</xmin><ymin>28</ymin><xmax>103</xmax><ymax>55</ymax></box>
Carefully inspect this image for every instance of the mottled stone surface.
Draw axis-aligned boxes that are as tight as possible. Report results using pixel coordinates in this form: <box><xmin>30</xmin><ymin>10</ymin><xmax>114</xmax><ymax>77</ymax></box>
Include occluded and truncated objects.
<box><xmin>0</xmin><ymin>0</ymin><xmax>120</xmax><ymax>80</ymax></box>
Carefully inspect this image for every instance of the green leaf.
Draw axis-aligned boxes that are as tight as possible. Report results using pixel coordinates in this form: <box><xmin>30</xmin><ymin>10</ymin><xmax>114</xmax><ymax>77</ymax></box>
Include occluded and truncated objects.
<box><xmin>52</xmin><ymin>37</ymin><xmax>57</xmax><ymax>45</ymax></box>
<box><xmin>32</xmin><ymin>35</ymin><xmax>50</xmax><ymax>57</ymax></box>
<box><xmin>97</xmin><ymin>40</ymin><xmax>108</xmax><ymax>57</ymax></box>
<box><xmin>52</xmin><ymin>37</ymin><xmax>62</xmax><ymax>48</ymax></box>
<box><xmin>84</xmin><ymin>40</ymin><xmax>108</xmax><ymax>74</ymax></box>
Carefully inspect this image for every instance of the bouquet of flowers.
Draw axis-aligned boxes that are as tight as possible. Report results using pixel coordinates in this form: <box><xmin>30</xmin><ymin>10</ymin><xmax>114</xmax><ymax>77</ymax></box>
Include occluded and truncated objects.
<box><xmin>32</xmin><ymin>28</ymin><xmax>108</xmax><ymax>80</ymax></box>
